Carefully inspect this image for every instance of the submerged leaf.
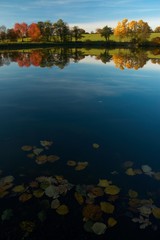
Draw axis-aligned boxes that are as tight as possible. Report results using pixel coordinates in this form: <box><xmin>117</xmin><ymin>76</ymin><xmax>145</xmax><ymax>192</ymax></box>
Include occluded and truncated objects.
<box><xmin>82</xmin><ymin>204</ymin><xmax>102</xmax><ymax>221</ymax></box>
<box><xmin>20</xmin><ymin>221</ymin><xmax>35</xmax><ymax>233</ymax></box>
<box><xmin>75</xmin><ymin>162</ymin><xmax>88</xmax><ymax>171</ymax></box>
<box><xmin>40</xmin><ymin>140</ymin><xmax>53</xmax><ymax>148</ymax></box>
<box><xmin>1</xmin><ymin>209</ymin><xmax>13</xmax><ymax>221</ymax></box>
<box><xmin>108</xmin><ymin>217</ymin><xmax>117</xmax><ymax>227</ymax></box>
<box><xmin>38</xmin><ymin>211</ymin><xmax>46</xmax><ymax>222</ymax></box>
<box><xmin>128</xmin><ymin>189</ymin><xmax>138</xmax><ymax>198</ymax></box>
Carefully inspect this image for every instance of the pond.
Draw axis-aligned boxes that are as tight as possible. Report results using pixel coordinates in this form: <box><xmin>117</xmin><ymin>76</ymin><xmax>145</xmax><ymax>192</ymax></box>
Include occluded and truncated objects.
<box><xmin>0</xmin><ymin>48</ymin><xmax>160</xmax><ymax>239</ymax></box>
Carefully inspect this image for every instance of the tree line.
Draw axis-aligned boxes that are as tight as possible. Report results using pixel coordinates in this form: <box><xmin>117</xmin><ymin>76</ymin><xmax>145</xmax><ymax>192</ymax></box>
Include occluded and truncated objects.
<box><xmin>0</xmin><ymin>18</ymin><xmax>160</xmax><ymax>44</ymax></box>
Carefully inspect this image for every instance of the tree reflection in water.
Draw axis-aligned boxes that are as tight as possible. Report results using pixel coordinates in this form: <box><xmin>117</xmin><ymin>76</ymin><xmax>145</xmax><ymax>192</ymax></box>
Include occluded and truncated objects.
<box><xmin>0</xmin><ymin>48</ymin><xmax>160</xmax><ymax>69</ymax></box>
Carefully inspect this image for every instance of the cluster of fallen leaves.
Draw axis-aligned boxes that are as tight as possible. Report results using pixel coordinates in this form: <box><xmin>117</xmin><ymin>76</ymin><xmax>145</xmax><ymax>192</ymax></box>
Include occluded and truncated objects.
<box><xmin>21</xmin><ymin>140</ymin><xmax>60</xmax><ymax>165</ymax></box>
<box><xmin>1</xmin><ymin>141</ymin><xmax>160</xmax><ymax>237</ymax></box>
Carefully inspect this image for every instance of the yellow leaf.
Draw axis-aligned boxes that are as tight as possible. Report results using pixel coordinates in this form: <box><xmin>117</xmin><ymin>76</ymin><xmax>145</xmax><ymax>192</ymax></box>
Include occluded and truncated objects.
<box><xmin>47</xmin><ymin>155</ymin><xmax>60</xmax><ymax>162</ymax></box>
<box><xmin>152</xmin><ymin>208</ymin><xmax>160</xmax><ymax>219</ymax></box>
<box><xmin>33</xmin><ymin>189</ymin><xmax>44</xmax><ymax>198</ymax></box>
<box><xmin>98</xmin><ymin>179</ymin><xmax>112</xmax><ymax>187</ymax></box>
<box><xmin>19</xmin><ymin>193</ymin><xmax>32</xmax><ymax>202</ymax></box>
<box><xmin>100</xmin><ymin>202</ymin><xmax>115</xmax><ymax>214</ymax></box>
<box><xmin>108</xmin><ymin>217</ymin><xmax>117</xmax><ymax>227</ymax></box>
<box><xmin>74</xmin><ymin>192</ymin><xmax>84</xmax><ymax>205</ymax></box>
<box><xmin>12</xmin><ymin>185</ymin><xmax>25</xmax><ymax>193</ymax></box>
<box><xmin>56</xmin><ymin>205</ymin><xmax>69</xmax><ymax>215</ymax></box>
<box><xmin>125</xmin><ymin>168</ymin><xmax>136</xmax><ymax>176</ymax></box>
<box><xmin>104</xmin><ymin>185</ymin><xmax>120</xmax><ymax>195</ymax></box>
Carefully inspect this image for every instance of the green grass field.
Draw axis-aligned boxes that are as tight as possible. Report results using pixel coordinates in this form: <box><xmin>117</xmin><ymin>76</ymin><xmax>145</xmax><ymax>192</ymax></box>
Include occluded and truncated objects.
<box><xmin>81</xmin><ymin>33</ymin><xmax>160</xmax><ymax>42</ymax></box>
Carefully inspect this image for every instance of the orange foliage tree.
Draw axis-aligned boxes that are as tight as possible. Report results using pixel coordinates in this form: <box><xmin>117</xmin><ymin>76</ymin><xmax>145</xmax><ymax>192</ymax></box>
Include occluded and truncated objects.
<box><xmin>114</xmin><ymin>19</ymin><xmax>151</xmax><ymax>43</ymax></box>
<box><xmin>14</xmin><ymin>22</ymin><xmax>28</xmax><ymax>42</ymax></box>
<box><xmin>28</xmin><ymin>23</ymin><xmax>41</xmax><ymax>41</ymax></box>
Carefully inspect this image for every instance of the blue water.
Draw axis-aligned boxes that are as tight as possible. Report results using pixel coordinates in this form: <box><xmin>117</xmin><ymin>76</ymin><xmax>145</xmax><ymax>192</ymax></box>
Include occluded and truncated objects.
<box><xmin>0</xmin><ymin>51</ymin><xmax>160</xmax><ymax>239</ymax></box>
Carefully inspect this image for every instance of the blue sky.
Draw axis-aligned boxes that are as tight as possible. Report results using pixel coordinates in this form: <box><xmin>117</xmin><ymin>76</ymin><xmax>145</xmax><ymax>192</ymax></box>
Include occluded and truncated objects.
<box><xmin>0</xmin><ymin>0</ymin><xmax>159</xmax><ymax>32</ymax></box>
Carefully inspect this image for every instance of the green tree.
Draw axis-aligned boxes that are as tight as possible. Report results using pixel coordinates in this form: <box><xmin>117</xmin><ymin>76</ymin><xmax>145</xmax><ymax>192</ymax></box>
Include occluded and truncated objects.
<box><xmin>71</xmin><ymin>26</ymin><xmax>85</xmax><ymax>42</ymax></box>
<box><xmin>53</xmin><ymin>19</ymin><xmax>70</xmax><ymax>42</ymax></box>
<box><xmin>154</xmin><ymin>26</ymin><xmax>160</xmax><ymax>33</ymax></box>
<box><xmin>37</xmin><ymin>21</ymin><xmax>53</xmax><ymax>41</ymax></box>
<box><xmin>100</xmin><ymin>26</ymin><xmax>113</xmax><ymax>41</ymax></box>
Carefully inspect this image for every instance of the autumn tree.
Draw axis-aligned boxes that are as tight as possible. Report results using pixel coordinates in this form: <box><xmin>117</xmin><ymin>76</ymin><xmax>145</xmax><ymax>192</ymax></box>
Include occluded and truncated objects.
<box><xmin>14</xmin><ymin>22</ymin><xmax>28</xmax><ymax>42</ymax></box>
<box><xmin>28</xmin><ymin>23</ymin><xmax>41</xmax><ymax>41</ymax></box>
<box><xmin>53</xmin><ymin>19</ymin><xmax>70</xmax><ymax>42</ymax></box>
<box><xmin>114</xmin><ymin>18</ymin><xmax>129</xmax><ymax>41</ymax></box>
<box><xmin>71</xmin><ymin>26</ymin><xmax>85</xmax><ymax>42</ymax></box>
<box><xmin>128</xmin><ymin>20</ymin><xmax>151</xmax><ymax>43</ymax></box>
<box><xmin>100</xmin><ymin>25</ymin><xmax>113</xmax><ymax>41</ymax></box>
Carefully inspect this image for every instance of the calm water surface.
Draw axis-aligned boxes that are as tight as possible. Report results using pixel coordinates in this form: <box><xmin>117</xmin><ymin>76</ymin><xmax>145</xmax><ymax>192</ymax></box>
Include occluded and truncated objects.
<box><xmin>0</xmin><ymin>49</ymin><xmax>160</xmax><ymax>239</ymax></box>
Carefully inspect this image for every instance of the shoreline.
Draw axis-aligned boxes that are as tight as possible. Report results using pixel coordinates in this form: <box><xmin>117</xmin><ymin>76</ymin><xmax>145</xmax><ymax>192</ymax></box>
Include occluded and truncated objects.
<box><xmin>0</xmin><ymin>41</ymin><xmax>160</xmax><ymax>50</ymax></box>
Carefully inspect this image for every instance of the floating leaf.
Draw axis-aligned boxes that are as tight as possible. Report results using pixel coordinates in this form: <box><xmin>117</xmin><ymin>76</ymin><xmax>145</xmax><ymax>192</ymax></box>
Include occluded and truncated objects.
<box><xmin>82</xmin><ymin>204</ymin><xmax>102</xmax><ymax>221</ymax></box>
<box><xmin>125</xmin><ymin>168</ymin><xmax>136</xmax><ymax>176</ymax></box>
<box><xmin>152</xmin><ymin>208</ymin><xmax>160</xmax><ymax>219</ymax></box>
<box><xmin>138</xmin><ymin>206</ymin><xmax>152</xmax><ymax>217</ymax></box>
<box><xmin>90</xmin><ymin>187</ymin><xmax>104</xmax><ymax>197</ymax></box>
<box><xmin>123</xmin><ymin>161</ymin><xmax>134</xmax><ymax>168</ymax></box>
<box><xmin>75</xmin><ymin>162</ymin><xmax>88</xmax><ymax>171</ymax></box>
<box><xmin>104</xmin><ymin>185</ymin><xmax>120</xmax><ymax>195</ymax></box>
<box><xmin>45</xmin><ymin>185</ymin><xmax>59</xmax><ymax>198</ymax></box>
<box><xmin>128</xmin><ymin>189</ymin><xmax>138</xmax><ymax>198</ymax></box>
<box><xmin>21</xmin><ymin>145</ymin><xmax>32</xmax><ymax>151</ymax></box>
<box><xmin>33</xmin><ymin>189</ymin><xmax>44</xmax><ymax>198</ymax></box>
<box><xmin>98</xmin><ymin>179</ymin><xmax>112</xmax><ymax>188</ymax></box>
<box><xmin>92</xmin><ymin>222</ymin><xmax>107</xmax><ymax>235</ymax></box>
<box><xmin>141</xmin><ymin>165</ymin><xmax>152</xmax><ymax>173</ymax></box>
<box><xmin>74</xmin><ymin>192</ymin><xmax>84</xmax><ymax>205</ymax></box>
<box><xmin>1</xmin><ymin>209</ymin><xmax>13</xmax><ymax>221</ymax></box>
<box><xmin>47</xmin><ymin>155</ymin><xmax>60</xmax><ymax>162</ymax></box>
<box><xmin>12</xmin><ymin>185</ymin><xmax>25</xmax><ymax>193</ymax></box>
<box><xmin>108</xmin><ymin>217</ymin><xmax>117</xmax><ymax>227</ymax></box>
<box><xmin>67</xmin><ymin>160</ymin><xmax>77</xmax><ymax>167</ymax></box>
<box><xmin>36</xmin><ymin>155</ymin><xmax>48</xmax><ymax>165</ymax></box>
<box><xmin>51</xmin><ymin>199</ymin><xmax>60</xmax><ymax>209</ymax></box>
<box><xmin>19</xmin><ymin>193</ymin><xmax>32</xmax><ymax>202</ymax></box>
<box><xmin>2</xmin><ymin>175</ymin><xmax>14</xmax><ymax>184</ymax></box>
<box><xmin>40</xmin><ymin>140</ymin><xmax>53</xmax><ymax>148</ymax></box>
<box><xmin>100</xmin><ymin>202</ymin><xmax>115</xmax><ymax>214</ymax></box>
<box><xmin>56</xmin><ymin>205</ymin><xmax>69</xmax><ymax>215</ymax></box>
<box><xmin>92</xmin><ymin>143</ymin><xmax>100</xmax><ymax>149</ymax></box>
<box><xmin>33</xmin><ymin>148</ymin><xmax>43</xmax><ymax>156</ymax></box>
